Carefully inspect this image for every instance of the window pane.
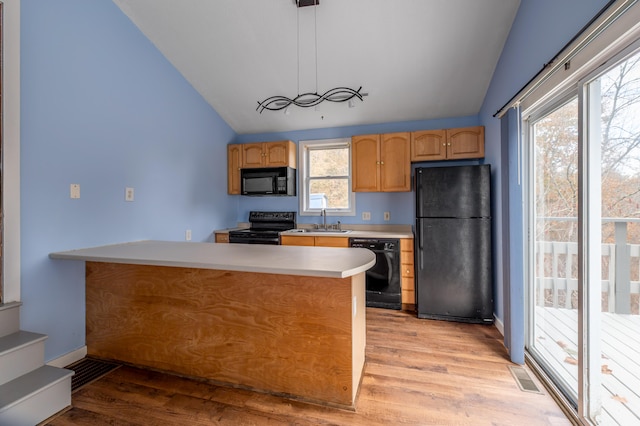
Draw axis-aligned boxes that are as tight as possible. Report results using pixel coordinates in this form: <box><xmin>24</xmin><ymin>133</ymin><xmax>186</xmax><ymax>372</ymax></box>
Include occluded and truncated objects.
<box><xmin>300</xmin><ymin>138</ymin><xmax>354</xmax><ymax>216</ymax></box>
<box><xmin>309</xmin><ymin>148</ymin><xmax>349</xmax><ymax>177</ymax></box>
<box><xmin>530</xmin><ymin>97</ymin><xmax>580</xmax><ymax>406</ymax></box>
<box><xmin>593</xmin><ymin>50</ymin><xmax>640</xmax><ymax>425</ymax></box>
<box><xmin>310</xmin><ymin>179</ymin><xmax>349</xmax><ymax>209</ymax></box>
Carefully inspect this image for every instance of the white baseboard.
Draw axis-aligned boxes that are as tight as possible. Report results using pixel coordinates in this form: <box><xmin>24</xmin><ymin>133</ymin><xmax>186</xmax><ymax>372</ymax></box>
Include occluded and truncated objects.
<box><xmin>494</xmin><ymin>315</ymin><xmax>504</xmax><ymax>336</ymax></box>
<box><xmin>47</xmin><ymin>346</ymin><xmax>87</xmax><ymax>368</ymax></box>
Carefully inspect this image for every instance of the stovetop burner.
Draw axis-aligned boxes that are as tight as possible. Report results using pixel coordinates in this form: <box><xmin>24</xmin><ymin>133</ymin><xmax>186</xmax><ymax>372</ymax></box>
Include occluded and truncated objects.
<box><xmin>228</xmin><ymin>211</ymin><xmax>296</xmax><ymax>245</ymax></box>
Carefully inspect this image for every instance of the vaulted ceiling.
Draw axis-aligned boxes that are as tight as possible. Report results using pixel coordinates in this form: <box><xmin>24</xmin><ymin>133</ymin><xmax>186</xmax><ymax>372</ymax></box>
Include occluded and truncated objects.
<box><xmin>113</xmin><ymin>0</ymin><xmax>520</xmax><ymax>135</ymax></box>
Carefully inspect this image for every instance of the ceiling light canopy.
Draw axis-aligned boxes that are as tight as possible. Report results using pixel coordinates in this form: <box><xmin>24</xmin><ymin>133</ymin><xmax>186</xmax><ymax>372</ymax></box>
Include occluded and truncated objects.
<box><xmin>256</xmin><ymin>0</ymin><xmax>367</xmax><ymax>114</ymax></box>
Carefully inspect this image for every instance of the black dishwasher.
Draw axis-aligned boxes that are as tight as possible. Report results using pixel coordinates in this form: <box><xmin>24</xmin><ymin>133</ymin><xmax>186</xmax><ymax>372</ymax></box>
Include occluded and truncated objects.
<box><xmin>349</xmin><ymin>238</ymin><xmax>401</xmax><ymax>310</ymax></box>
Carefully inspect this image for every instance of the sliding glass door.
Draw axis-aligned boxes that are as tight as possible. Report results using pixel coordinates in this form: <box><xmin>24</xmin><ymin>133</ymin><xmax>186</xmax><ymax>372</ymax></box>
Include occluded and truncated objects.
<box><xmin>526</xmin><ymin>45</ymin><xmax>640</xmax><ymax>425</ymax></box>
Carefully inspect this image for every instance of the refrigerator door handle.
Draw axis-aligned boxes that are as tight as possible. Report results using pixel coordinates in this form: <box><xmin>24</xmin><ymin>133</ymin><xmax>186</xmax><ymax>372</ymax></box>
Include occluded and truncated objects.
<box><xmin>416</xmin><ymin>221</ymin><xmax>424</xmax><ymax>269</ymax></box>
<box><xmin>416</xmin><ymin>170</ymin><xmax>423</xmax><ymax>218</ymax></box>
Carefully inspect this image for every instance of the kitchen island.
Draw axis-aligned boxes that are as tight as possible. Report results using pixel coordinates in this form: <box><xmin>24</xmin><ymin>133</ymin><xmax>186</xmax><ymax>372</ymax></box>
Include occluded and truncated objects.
<box><xmin>50</xmin><ymin>241</ymin><xmax>375</xmax><ymax>408</ymax></box>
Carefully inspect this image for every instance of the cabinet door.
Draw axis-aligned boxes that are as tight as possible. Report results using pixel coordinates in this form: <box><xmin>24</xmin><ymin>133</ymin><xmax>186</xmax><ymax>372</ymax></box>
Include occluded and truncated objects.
<box><xmin>446</xmin><ymin>126</ymin><xmax>484</xmax><ymax>159</ymax></box>
<box><xmin>243</xmin><ymin>143</ymin><xmax>265</xmax><ymax>167</ymax></box>
<box><xmin>410</xmin><ymin>130</ymin><xmax>447</xmax><ymax>161</ymax></box>
<box><xmin>264</xmin><ymin>140</ymin><xmax>296</xmax><ymax>168</ymax></box>
<box><xmin>280</xmin><ymin>235</ymin><xmax>315</xmax><ymax>246</ymax></box>
<box><xmin>215</xmin><ymin>233</ymin><xmax>230</xmax><ymax>243</ymax></box>
<box><xmin>227</xmin><ymin>144</ymin><xmax>242</xmax><ymax>195</ymax></box>
<box><xmin>400</xmin><ymin>238</ymin><xmax>415</xmax><ymax>306</ymax></box>
<box><xmin>314</xmin><ymin>236</ymin><xmax>349</xmax><ymax>247</ymax></box>
<box><xmin>380</xmin><ymin>133</ymin><xmax>411</xmax><ymax>192</ymax></box>
<box><xmin>352</xmin><ymin>134</ymin><xmax>380</xmax><ymax>192</ymax></box>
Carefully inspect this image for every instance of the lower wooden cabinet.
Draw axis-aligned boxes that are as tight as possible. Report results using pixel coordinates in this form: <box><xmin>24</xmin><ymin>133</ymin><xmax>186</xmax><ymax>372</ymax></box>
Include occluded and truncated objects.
<box><xmin>314</xmin><ymin>236</ymin><xmax>350</xmax><ymax>247</ymax></box>
<box><xmin>400</xmin><ymin>238</ymin><xmax>415</xmax><ymax>307</ymax></box>
<box><xmin>280</xmin><ymin>235</ymin><xmax>349</xmax><ymax>247</ymax></box>
<box><xmin>214</xmin><ymin>233</ymin><xmax>229</xmax><ymax>243</ymax></box>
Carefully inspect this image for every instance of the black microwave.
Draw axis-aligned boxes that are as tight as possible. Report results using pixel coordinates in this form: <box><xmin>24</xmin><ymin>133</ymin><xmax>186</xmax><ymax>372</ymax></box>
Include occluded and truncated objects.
<box><xmin>241</xmin><ymin>167</ymin><xmax>296</xmax><ymax>196</ymax></box>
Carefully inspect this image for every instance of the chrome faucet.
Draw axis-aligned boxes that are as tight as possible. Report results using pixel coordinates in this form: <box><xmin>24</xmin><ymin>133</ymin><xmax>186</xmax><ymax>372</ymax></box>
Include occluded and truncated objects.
<box><xmin>321</xmin><ymin>209</ymin><xmax>327</xmax><ymax>230</ymax></box>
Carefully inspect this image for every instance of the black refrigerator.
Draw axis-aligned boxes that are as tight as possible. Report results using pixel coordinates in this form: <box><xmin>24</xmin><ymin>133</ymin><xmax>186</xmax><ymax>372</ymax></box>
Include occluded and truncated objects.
<box><xmin>414</xmin><ymin>165</ymin><xmax>493</xmax><ymax>324</ymax></box>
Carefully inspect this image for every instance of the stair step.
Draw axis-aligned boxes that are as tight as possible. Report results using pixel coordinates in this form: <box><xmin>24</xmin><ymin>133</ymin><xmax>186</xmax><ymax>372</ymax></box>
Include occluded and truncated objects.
<box><xmin>0</xmin><ymin>331</ymin><xmax>47</xmax><ymax>385</ymax></box>
<box><xmin>0</xmin><ymin>302</ymin><xmax>22</xmax><ymax>337</ymax></box>
<box><xmin>0</xmin><ymin>365</ymin><xmax>74</xmax><ymax>426</ymax></box>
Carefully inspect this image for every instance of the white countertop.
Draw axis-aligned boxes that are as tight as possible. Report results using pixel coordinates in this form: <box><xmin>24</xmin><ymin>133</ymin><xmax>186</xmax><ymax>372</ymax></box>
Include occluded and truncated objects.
<box><xmin>280</xmin><ymin>229</ymin><xmax>414</xmax><ymax>239</ymax></box>
<box><xmin>215</xmin><ymin>225</ymin><xmax>414</xmax><ymax>240</ymax></box>
<box><xmin>49</xmin><ymin>240</ymin><xmax>376</xmax><ymax>279</ymax></box>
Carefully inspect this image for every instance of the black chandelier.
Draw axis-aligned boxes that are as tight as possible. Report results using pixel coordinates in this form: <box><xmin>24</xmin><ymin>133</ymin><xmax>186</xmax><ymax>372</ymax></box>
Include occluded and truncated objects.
<box><xmin>257</xmin><ymin>0</ymin><xmax>366</xmax><ymax>114</ymax></box>
<box><xmin>257</xmin><ymin>87</ymin><xmax>366</xmax><ymax>113</ymax></box>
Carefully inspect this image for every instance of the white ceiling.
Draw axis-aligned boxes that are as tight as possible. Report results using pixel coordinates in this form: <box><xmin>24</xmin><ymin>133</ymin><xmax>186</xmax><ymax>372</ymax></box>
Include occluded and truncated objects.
<box><xmin>113</xmin><ymin>0</ymin><xmax>520</xmax><ymax>135</ymax></box>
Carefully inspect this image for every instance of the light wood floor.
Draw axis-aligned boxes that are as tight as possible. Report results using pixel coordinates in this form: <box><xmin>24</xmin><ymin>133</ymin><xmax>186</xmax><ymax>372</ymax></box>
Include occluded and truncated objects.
<box><xmin>47</xmin><ymin>308</ymin><xmax>570</xmax><ymax>425</ymax></box>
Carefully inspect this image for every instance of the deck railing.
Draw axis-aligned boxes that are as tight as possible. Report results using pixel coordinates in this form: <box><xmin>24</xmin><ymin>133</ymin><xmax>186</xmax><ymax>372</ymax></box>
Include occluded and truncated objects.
<box><xmin>535</xmin><ymin>218</ymin><xmax>640</xmax><ymax>314</ymax></box>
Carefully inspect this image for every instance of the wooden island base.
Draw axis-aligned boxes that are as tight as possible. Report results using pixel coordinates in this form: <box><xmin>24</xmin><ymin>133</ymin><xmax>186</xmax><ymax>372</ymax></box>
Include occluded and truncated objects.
<box><xmin>85</xmin><ymin>261</ymin><xmax>366</xmax><ymax>408</ymax></box>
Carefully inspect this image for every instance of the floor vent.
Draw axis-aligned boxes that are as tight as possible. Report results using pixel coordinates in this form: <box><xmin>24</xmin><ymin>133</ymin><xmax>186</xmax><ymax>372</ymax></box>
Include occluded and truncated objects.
<box><xmin>508</xmin><ymin>365</ymin><xmax>543</xmax><ymax>394</ymax></box>
<box><xmin>65</xmin><ymin>358</ymin><xmax>120</xmax><ymax>392</ymax></box>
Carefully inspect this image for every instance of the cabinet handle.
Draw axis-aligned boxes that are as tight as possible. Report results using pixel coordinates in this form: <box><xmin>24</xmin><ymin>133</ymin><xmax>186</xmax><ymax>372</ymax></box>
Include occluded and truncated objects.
<box><xmin>448</xmin><ymin>143</ymin><xmax>451</xmax><ymax>146</ymax></box>
<box><xmin>442</xmin><ymin>143</ymin><xmax>446</xmax><ymax>146</ymax></box>
<box><xmin>380</xmin><ymin>161</ymin><xmax>384</xmax><ymax>165</ymax></box>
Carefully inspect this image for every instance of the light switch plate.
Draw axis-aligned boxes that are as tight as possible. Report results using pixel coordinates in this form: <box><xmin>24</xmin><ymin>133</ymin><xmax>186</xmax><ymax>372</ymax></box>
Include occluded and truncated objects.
<box><xmin>362</xmin><ymin>212</ymin><xmax>371</xmax><ymax>221</ymax></box>
<box><xmin>70</xmin><ymin>184</ymin><xmax>80</xmax><ymax>199</ymax></box>
<box><xmin>384</xmin><ymin>212</ymin><xmax>390</xmax><ymax>221</ymax></box>
<box><xmin>125</xmin><ymin>187</ymin><xmax>134</xmax><ymax>202</ymax></box>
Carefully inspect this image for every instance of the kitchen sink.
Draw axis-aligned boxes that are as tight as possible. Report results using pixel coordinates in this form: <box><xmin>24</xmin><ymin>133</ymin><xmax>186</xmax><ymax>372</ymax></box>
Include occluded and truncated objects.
<box><xmin>286</xmin><ymin>228</ymin><xmax>352</xmax><ymax>234</ymax></box>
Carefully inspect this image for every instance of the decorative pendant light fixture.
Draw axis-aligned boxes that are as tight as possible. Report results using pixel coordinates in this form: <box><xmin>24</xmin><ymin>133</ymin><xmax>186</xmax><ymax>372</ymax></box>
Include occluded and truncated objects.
<box><xmin>256</xmin><ymin>0</ymin><xmax>367</xmax><ymax>113</ymax></box>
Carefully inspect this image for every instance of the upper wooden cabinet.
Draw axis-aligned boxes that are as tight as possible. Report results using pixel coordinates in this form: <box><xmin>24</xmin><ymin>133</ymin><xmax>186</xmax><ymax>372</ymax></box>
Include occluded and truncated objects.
<box><xmin>410</xmin><ymin>130</ymin><xmax>447</xmax><ymax>161</ymax></box>
<box><xmin>242</xmin><ymin>140</ymin><xmax>296</xmax><ymax>168</ymax></box>
<box><xmin>411</xmin><ymin>126</ymin><xmax>484</xmax><ymax>162</ymax></box>
<box><xmin>352</xmin><ymin>132</ymin><xmax>411</xmax><ymax>192</ymax></box>
<box><xmin>227</xmin><ymin>144</ymin><xmax>242</xmax><ymax>195</ymax></box>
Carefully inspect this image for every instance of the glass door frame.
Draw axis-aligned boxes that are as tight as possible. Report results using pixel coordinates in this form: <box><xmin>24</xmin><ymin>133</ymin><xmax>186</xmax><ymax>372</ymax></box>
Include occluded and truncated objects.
<box><xmin>577</xmin><ymin>71</ymin><xmax>603</xmax><ymax>425</ymax></box>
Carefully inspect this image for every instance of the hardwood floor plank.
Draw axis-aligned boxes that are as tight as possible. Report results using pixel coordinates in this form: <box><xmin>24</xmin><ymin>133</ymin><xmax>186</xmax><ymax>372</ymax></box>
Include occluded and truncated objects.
<box><xmin>47</xmin><ymin>308</ymin><xmax>571</xmax><ymax>425</ymax></box>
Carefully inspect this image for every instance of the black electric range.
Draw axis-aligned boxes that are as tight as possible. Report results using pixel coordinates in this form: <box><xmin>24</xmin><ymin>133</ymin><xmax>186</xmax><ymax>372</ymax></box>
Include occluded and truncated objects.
<box><xmin>228</xmin><ymin>211</ymin><xmax>296</xmax><ymax>245</ymax></box>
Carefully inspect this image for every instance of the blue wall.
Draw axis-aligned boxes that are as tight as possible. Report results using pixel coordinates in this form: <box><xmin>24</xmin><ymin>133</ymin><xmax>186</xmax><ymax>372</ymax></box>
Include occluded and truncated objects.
<box><xmin>20</xmin><ymin>0</ymin><xmax>236</xmax><ymax>360</ymax></box>
<box><xmin>234</xmin><ymin>116</ymin><xmax>482</xmax><ymax>225</ymax></box>
<box><xmin>479</xmin><ymin>0</ymin><xmax>611</xmax><ymax>358</ymax></box>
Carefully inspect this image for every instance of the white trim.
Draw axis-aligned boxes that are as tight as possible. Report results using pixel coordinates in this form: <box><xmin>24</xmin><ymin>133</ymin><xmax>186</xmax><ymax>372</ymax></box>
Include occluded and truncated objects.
<box><xmin>46</xmin><ymin>346</ymin><xmax>88</xmax><ymax>368</ymax></box>
<box><xmin>2</xmin><ymin>0</ymin><xmax>21</xmax><ymax>303</ymax></box>
<box><xmin>493</xmin><ymin>315</ymin><xmax>505</xmax><ymax>336</ymax></box>
<box><xmin>579</xmin><ymin>77</ymin><xmax>604</xmax><ymax>422</ymax></box>
<box><xmin>298</xmin><ymin>138</ymin><xmax>356</xmax><ymax>217</ymax></box>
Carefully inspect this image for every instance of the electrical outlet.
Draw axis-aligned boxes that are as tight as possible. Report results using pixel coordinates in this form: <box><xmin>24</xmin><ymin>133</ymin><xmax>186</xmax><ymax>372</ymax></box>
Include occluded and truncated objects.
<box><xmin>125</xmin><ymin>187</ymin><xmax>134</xmax><ymax>202</ymax></box>
<box><xmin>384</xmin><ymin>212</ymin><xmax>390</xmax><ymax>221</ymax></box>
<box><xmin>70</xmin><ymin>184</ymin><xmax>80</xmax><ymax>199</ymax></box>
<box><xmin>185</xmin><ymin>229</ymin><xmax>192</xmax><ymax>241</ymax></box>
<box><xmin>362</xmin><ymin>211</ymin><xmax>371</xmax><ymax>221</ymax></box>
